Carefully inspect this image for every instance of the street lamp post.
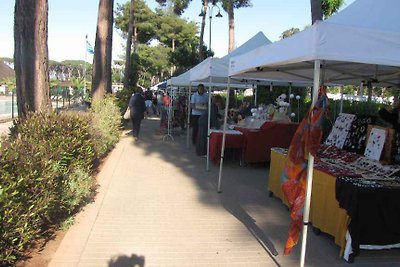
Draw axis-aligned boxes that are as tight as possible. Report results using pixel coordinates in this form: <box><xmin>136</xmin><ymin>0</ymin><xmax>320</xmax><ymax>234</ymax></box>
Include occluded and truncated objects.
<box><xmin>199</xmin><ymin>2</ymin><xmax>222</xmax><ymax>171</ymax></box>
<box><xmin>199</xmin><ymin>2</ymin><xmax>223</xmax><ymax>54</ymax></box>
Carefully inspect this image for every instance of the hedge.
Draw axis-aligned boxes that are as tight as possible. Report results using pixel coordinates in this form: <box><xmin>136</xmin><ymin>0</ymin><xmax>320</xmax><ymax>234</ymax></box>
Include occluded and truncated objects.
<box><xmin>0</xmin><ymin>95</ymin><xmax>121</xmax><ymax>265</ymax></box>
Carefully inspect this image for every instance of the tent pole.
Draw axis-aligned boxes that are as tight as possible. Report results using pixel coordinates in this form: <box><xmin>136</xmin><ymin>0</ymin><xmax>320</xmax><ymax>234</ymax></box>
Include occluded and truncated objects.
<box><xmin>206</xmin><ymin>77</ymin><xmax>212</xmax><ymax>171</ymax></box>
<box><xmin>300</xmin><ymin>59</ymin><xmax>320</xmax><ymax>267</ymax></box>
<box><xmin>187</xmin><ymin>84</ymin><xmax>192</xmax><ymax>149</ymax></box>
<box><xmin>217</xmin><ymin>77</ymin><xmax>231</xmax><ymax>193</ymax></box>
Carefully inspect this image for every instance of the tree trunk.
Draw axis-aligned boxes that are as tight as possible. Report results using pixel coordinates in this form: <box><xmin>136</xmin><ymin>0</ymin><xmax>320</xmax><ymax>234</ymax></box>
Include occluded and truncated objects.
<box><xmin>171</xmin><ymin>38</ymin><xmax>176</xmax><ymax>75</ymax></box>
<box><xmin>124</xmin><ymin>0</ymin><xmax>135</xmax><ymax>90</ymax></box>
<box><xmin>227</xmin><ymin>0</ymin><xmax>235</xmax><ymax>107</ymax></box>
<box><xmin>227</xmin><ymin>0</ymin><xmax>235</xmax><ymax>53</ymax></box>
<box><xmin>310</xmin><ymin>0</ymin><xmax>323</xmax><ymax>24</ymax></box>
<box><xmin>91</xmin><ymin>0</ymin><xmax>114</xmax><ymax>102</ymax></box>
<box><xmin>199</xmin><ymin>0</ymin><xmax>208</xmax><ymax>60</ymax></box>
<box><xmin>133</xmin><ymin>27</ymin><xmax>138</xmax><ymax>54</ymax></box>
<box><xmin>14</xmin><ymin>0</ymin><xmax>51</xmax><ymax>118</ymax></box>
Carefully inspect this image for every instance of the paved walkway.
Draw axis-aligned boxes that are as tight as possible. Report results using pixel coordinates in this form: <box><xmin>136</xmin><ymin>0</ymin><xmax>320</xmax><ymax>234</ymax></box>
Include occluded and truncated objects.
<box><xmin>46</xmin><ymin>118</ymin><xmax>398</xmax><ymax>267</ymax></box>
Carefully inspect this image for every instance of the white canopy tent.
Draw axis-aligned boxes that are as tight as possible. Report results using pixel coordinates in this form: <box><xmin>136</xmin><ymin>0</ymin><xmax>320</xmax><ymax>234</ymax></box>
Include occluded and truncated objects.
<box><xmin>189</xmin><ymin>32</ymin><xmax>272</xmax><ymax>170</ymax></box>
<box><xmin>229</xmin><ymin>0</ymin><xmax>400</xmax><ymax>87</ymax></box>
<box><xmin>227</xmin><ymin>0</ymin><xmax>400</xmax><ymax>265</ymax></box>
<box><xmin>190</xmin><ymin>31</ymin><xmax>272</xmax><ymax>84</ymax></box>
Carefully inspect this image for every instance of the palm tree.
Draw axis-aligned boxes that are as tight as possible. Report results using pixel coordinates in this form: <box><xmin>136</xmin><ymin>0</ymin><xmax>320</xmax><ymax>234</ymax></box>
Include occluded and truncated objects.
<box><xmin>124</xmin><ymin>0</ymin><xmax>135</xmax><ymax>90</ymax></box>
<box><xmin>221</xmin><ymin>0</ymin><xmax>252</xmax><ymax>53</ymax></box>
<box><xmin>14</xmin><ymin>0</ymin><xmax>52</xmax><ymax>117</ymax></box>
<box><xmin>199</xmin><ymin>0</ymin><xmax>209</xmax><ymax>60</ymax></box>
<box><xmin>311</xmin><ymin>0</ymin><xmax>344</xmax><ymax>24</ymax></box>
<box><xmin>310</xmin><ymin>0</ymin><xmax>323</xmax><ymax>24</ymax></box>
<box><xmin>91</xmin><ymin>0</ymin><xmax>114</xmax><ymax>102</ymax></box>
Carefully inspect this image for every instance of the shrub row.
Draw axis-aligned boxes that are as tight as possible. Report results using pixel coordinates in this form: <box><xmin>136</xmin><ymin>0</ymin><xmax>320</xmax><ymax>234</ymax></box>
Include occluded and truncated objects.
<box><xmin>0</xmin><ymin>95</ymin><xmax>121</xmax><ymax>265</ymax></box>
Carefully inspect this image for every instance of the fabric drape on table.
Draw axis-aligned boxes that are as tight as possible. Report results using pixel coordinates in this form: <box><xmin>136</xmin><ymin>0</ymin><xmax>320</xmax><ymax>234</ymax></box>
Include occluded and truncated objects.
<box><xmin>281</xmin><ymin>88</ymin><xmax>327</xmax><ymax>255</ymax></box>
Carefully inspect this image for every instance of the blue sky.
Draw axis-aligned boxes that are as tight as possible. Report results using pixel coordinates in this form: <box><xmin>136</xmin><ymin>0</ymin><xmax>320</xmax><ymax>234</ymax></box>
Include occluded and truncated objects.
<box><xmin>0</xmin><ymin>0</ymin><xmax>354</xmax><ymax>62</ymax></box>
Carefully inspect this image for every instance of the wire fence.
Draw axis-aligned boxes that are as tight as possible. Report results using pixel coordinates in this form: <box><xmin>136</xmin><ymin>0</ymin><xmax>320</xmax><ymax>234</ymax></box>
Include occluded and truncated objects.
<box><xmin>0</xmin><ymin>87</ymin><xmax>85</xmax><ymax>121</ymax></box>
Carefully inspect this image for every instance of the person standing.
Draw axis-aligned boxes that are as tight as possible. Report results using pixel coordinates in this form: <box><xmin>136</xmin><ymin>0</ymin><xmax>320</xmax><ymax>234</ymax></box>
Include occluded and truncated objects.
<box><xmin>128</xmin><ymin>89</ymin><xmax>146</xmax><ymax>141</ymax></box>
<box><xmin>191</xmin><ymin>84</ymin><xmax>208</xmax><ymax>144</ymax></box>
<box><xmin>196</xmin><ymin>95</ymin><xmax>223</xmax><ymax>156</ymax></box>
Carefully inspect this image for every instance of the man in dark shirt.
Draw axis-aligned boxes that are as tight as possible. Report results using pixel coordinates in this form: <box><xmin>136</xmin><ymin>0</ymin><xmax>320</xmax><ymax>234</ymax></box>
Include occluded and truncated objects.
<box><xmin>128</xmin><ymin>89</ymin><xmax>146</xmax><ymax>141</ymax></box>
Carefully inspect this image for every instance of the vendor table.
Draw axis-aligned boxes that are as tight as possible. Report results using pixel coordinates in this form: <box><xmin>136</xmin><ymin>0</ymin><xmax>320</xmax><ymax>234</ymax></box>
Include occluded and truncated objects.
<box><xmin>209</xmin><ymin>129</ymin><xmax>244</xmax><ymax>165</ymax></box>
<box><xmin>269</xmin><ymin>148</ymin><xmax>400</xmax><ymax>259</ymax></box>
<box><xmin>235</xmin><ymin>122</ymin><xmax>298</xmax><ymax>163</ymax></box>
<box><xmin>336</xmin><ymin>176</ymin><xmax>400</xmax><ymax>259</ymax></box>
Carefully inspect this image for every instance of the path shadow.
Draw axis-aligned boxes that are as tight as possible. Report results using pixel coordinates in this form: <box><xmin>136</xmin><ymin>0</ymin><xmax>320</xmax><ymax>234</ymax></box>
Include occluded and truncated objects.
<box><xmin>108</xmin><ymin>253</ymin><xmax>145</xmax><ymax>267</ymax></box>
<box><xmin>220</xmin><ymin>192</ymin><xmax>281</xmax><ymax>267</ymax></box>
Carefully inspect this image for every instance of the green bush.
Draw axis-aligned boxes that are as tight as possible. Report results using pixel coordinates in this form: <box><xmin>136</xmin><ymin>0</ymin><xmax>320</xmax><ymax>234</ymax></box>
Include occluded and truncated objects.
<box><xmin>89</xmin><ymin>95</ymin><xmax>121</xmax><ymax>156</ymax></box>
<box><xmin>0</xmin><ymin>96</ymin><xmax>122</xmax><ymax>265</ymax></box>
<box><xmin>115</xmin><ymin>87</ymin><xmax>134</xmax><ymax>114</ymax></box>
<box><xmin>0</xmin><ymin>111</ymin><xmax>95</xmax><ymax>265</ymax></box>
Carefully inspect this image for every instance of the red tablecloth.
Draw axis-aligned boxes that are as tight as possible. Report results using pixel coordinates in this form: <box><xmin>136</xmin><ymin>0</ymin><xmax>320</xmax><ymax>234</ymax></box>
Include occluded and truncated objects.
<box><xmin>209</xmin><ymin>131</ymin><xmax>244</xmax><ymax>164</ymax></box>
<box><xmin>235</xmin><ymin>122</ymin><xmax>298</xmax><ymax>163</ymax></box>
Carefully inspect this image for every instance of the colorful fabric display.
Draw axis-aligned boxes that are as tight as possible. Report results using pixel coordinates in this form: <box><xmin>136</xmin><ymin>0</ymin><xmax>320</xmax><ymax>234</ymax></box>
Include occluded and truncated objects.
<box><xmin>281</xmin><ymin>88</ymin><xmax>327</xmax><ymax>255</ymax></box>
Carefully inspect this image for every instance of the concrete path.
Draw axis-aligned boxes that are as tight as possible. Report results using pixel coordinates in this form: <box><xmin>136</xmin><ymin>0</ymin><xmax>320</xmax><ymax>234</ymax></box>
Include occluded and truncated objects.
<box><xmin>48</xmin><ymin>118</ymin><xmax>400</xmax><ymax>267</ymax></box>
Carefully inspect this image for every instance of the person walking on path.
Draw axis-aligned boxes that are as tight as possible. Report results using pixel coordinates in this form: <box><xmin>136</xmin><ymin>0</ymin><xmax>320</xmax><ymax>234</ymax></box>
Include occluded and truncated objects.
<box><xmin>190</xmin><ymin>84</ymin><xmax>208</xmax><ymax>145</ymax></box>
<box><xmin>128</xmin><ymin>89</ymin><xmax>146</xmax><ymax>141</ymax></box>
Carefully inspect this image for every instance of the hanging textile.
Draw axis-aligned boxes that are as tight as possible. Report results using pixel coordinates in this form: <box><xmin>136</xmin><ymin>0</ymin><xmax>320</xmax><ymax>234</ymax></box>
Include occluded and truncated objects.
<box><xmin>281</xmin><ymin>87</ymin><xmax>328</xmax><ymax>255</ymax></box>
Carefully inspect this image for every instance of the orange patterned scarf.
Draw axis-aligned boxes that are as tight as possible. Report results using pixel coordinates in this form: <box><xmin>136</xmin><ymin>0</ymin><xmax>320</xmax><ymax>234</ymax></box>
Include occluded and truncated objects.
<box><xmin>281</xmin><ymin>87</ymin><xmax>327</xmax><ymax>255</ymax></box>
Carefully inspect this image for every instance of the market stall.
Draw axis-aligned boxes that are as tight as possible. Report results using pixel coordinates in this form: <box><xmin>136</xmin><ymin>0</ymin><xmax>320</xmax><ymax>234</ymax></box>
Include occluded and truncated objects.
<box><xmin>189</xmin><ymin>31</ymin><xmax>271</xmax><ymax>170</ymax></box>
<box><xmin>229</xmin><ymin>0</ymin><xmax>400</xmax><ymax>264</ymax></box>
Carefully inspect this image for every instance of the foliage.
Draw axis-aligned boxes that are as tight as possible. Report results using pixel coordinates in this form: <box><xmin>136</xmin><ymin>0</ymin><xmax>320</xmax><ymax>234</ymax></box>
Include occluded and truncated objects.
<box><xmin>322</xmin><ymin>0</ymin><xmax>345</xmax><ymax>18</ymax></box>
<box><xmin>156</xmin><ymin>0</ymin><xmax>193</xmax><ymax>15</ymax></box>
<box><xmin>0</xmin><ymin>57</ymin><xmax>14</xmax><ymax>64</ymax></box>
<box><xmin>220</xmin><ymin>0</ymin><xmax>252</xmax><ymax>10</ymax></box>
<box><xmin>138</xmin><ymin>45</ymin><xmax>171</xmax><ymax>87</ymax></box>
<box><xmin>280</xmin><ymin>27</ymin><xmax>300</xmax><ymax>39</ymax></box>
<box><xmin>156</xmin><ymin>11</ymin><xmax>199</xmax><ymax>50</ymax></box>
<box><xmin>329</xmin><ymin>99</ymin><xmax>385</xmax><ymax>119</ymax></box>
<box><xmin>0</xmin><ymin>77</ymin><xmax>16</xmax><ymax>94</ymax></box>
<box><xmin>116</xmin><ymin>87</ymin><xmax>135</xmax><ymax>115</ymax></box>
<box><xmin>124</xmin><ymin>53</ymin><xmax>140</xmax><ymax>90</ymax></box>
<box><xmin>49</xmin><ymin>60</ymin><xmax>90</xmax><ymax>81</ymax></box>
<box><xmin>0</xmin><ymin>96</ymin><xmax>121</xmax><ymax>264</ymax></box>
<box><xmin>115</xmin><ymin>0</ymin><xmax>157</xmax><ymax>44</ymax></box>
<box><xmin>115</xmin><ymin>0</ymin><xmax>205</xmax><ymax>85</ymax></box>
<box><xmin>89</xmin><ymin>95</ymin><xmax>121</xmax><ymax>156</ymax></box>
<box><xmin>0</xmin><ymin>112</ymin><xmax>95</xmax><ymax>265</ymax></box>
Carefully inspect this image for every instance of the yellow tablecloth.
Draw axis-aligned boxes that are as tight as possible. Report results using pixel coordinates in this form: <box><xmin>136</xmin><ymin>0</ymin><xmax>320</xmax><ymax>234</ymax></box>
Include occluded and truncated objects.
<box><xmin>268</xmin><ymin>149</ymin><xmax>349</xmax><ymax>256</ymax></box>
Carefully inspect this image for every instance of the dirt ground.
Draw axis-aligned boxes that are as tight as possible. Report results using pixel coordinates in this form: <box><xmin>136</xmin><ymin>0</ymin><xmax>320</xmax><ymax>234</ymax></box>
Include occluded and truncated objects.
<box><xmin>16</xmin><ymin>230</ymin><xmax>66</xmax><ymax>267</ymax></box>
